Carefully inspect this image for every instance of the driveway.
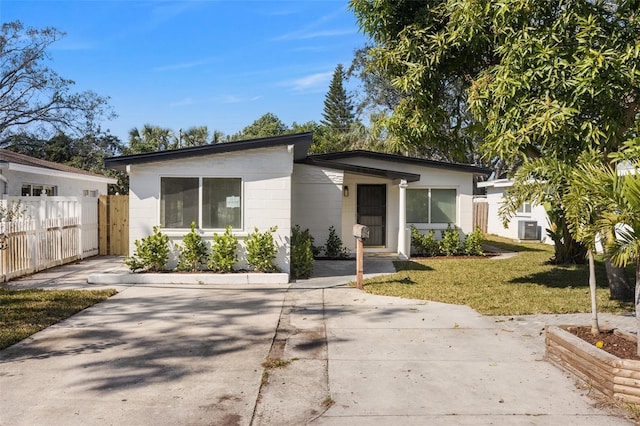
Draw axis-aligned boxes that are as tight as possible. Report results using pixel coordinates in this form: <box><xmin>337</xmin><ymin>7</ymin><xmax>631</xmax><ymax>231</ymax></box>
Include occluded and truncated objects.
<box><xmin>0</xmin><ymin>282</ymin><xmax>287</xmax><ymax>426</ymax></box>
<box><xmin>1</xmin><ymin>256</ymin><xmax>637</xmax><ymax>425</ymax></box>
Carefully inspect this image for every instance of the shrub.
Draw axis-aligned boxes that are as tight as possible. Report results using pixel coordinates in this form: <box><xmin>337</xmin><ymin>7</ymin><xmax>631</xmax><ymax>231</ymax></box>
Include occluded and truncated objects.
<box><xmin>463</xmin><ymin>227</ymin><xmax>485</xmax><ymax>256</ymax></box>
<box><xmin>439</xmin><ymin>224</ymin><xmax>461</xmax><ymax>256</ymax></box>
<box><xmin>291</xmin><ymin>225</ymin><xmax>314</xmax><ymax>279</ymax></box>
<box><xmin>176</xmin><ymin>222</ymin><xmax>208</xmax><ymax>271</ymax></box>
<box><xmin>245</xmin><ymin>226</ymin><xmax>280</xmax><ymax>272</ymax></box>
<box><xmin>125</xmin><ymin>226</ymin><xmax>170</xmax><ymax>272</ymax></box>
<box><xmin>208</xmin><ymin>225</ymin><xmax>239</xmax><ymax>272</ymax></box>
<box><xmin>324</xmin><ymin>225</ymin><xmax>350</xmax><ymax>259</ymax></box>
<box><xmin>410</xmin><ymin>225</ymin><xmax>440</xmax><ymax>257</ymax></box>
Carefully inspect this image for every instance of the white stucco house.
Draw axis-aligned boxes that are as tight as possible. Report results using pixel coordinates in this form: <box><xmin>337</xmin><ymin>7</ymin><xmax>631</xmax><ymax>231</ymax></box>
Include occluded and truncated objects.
<box><xmin>477</xmin><ymin>179</ymin><xmax>551</xmax><ymax>244</ymax></box>
<box><xmin>0</xmin><ymin>149</ymin><xmax>115</xmax><ymax>198</ymax></box>
<box><xmin>105</xmin><ymin>132</ymin><xmax>491</xmax><ymax>274</ymax></box>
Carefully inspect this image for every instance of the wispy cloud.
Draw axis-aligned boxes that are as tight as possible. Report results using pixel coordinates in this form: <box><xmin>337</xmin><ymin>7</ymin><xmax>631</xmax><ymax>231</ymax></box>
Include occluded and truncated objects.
<box><xmin>153</xmin><ymin>57</ymin><xmax>220</xmax><ymax>72</ymax></box>
<box><xmin>275</xmin><ymin>28</ymin><xmax>356</xmax><ymax>42</ymax></box>
<box><xmin>282</xmin><ymin>71</ymin><xmax>333</xmax><ymax>93</ymax></box>
<box><xmin>215</xmin><ymin>95</ymin><xmax>263</xmax><ymax>104</ymax></box>
<box><xmin>170</xmin><ymin>98</ymin><xmax>195</xmax><ymax>107</ymax></box>
<box><xmin>272</xmin><ymin>7</ymin><xmax>350</xmax><ymax>42</ymax></box>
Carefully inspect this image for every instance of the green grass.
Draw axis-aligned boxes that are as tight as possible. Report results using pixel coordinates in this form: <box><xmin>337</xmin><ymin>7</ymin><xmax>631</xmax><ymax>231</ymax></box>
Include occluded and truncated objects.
<box><xmin>0</xmin><ymin>288</ymin><xmax>117</xmax><ymax>350</ymax></box>
<box><xmin>359</xmin><ymin>236</ymin><xmax>635</xmax><ymax>316</ymax></box>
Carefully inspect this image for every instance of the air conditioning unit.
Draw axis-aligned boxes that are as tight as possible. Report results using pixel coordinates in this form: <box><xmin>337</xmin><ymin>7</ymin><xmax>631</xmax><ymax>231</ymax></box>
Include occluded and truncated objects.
<box><xmin>518</xmin><ymin>221</ymin><xmax>538</xmax><ymax>240</ymax></box>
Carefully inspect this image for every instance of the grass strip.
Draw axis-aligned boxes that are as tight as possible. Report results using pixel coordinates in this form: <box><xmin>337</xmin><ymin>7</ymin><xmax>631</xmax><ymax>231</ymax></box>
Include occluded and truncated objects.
<box><xmin>0</xmin><ymin>288</ymin><xmax>116</xmax><ymax>349</ymax></box>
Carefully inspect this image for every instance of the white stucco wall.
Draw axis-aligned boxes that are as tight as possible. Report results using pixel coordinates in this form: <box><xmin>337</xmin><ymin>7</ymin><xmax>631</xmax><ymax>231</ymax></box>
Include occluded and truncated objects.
<box><xmin>484</xmin><ymin>184</ymin><xmax>551</xmax><ymax>244</ymax></box>
<box><xmin>337</xmin><ymin>157</ymin><xmax>477</xmax><ymax>254</ymax></box>
<box><xmin>0</xmin><ymin>169</ymin><xmax>111</xmax><ymax>198</ymax></box>
<box><xmin>291</xmin><ymin>164</ymin><xmax>343</xmax><ymax>251</ymax></box>
<box><xmin>127</xmin><ymin>145</ymin><xmax>294</xmax><ymax>273</ymax></box>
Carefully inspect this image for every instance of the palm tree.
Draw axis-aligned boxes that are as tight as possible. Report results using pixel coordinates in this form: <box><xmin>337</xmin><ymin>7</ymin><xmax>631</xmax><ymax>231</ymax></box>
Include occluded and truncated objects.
<box><xmin>566</xmin><ymin>155</ymin><xmax>640</xmax><ymax>350</ymax></box>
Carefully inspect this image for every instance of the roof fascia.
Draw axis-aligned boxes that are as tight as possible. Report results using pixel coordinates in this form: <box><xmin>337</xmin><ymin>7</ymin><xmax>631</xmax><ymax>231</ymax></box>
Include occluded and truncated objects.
<box><xmin>0</xmin><ymin>163</ymin><xmax>116</xmax><ymax>184</ymax></box>
<box><xmin>105</xmin><ymin>132</ymin><xmax>313</xmax><ymax>171</ymax></box>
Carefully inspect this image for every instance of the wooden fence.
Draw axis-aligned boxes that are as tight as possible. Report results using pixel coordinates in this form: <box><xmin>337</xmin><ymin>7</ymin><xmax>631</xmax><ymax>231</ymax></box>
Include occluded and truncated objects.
<box><xmin>0</xmin><ymin>196</ymin><xmax>100</xmax><ymax>282</ymax></box>
<box><xmin>473</xmin><ymin>197</ymin><xmax>488</xmax><ymax>233</ymax></box>
<box><xmin>98</xmin><ymin>195</ymin><xmax>129</xmax><ymax>256</ymax></box>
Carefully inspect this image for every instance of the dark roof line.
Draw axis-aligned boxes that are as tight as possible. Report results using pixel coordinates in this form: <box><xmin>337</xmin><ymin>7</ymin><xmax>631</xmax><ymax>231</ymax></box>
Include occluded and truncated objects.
<box><xmin>301</xmin><ymin>158</ymin><xmax>421</xmax><ymax>182</ymax></box>
<box><xmin>306</xmin><ymin>150</ymin><xmax>492</xmax><ymax>175</ymax></box>
<box><xmin>0</xmin><ymin>149</ymin><xmax>112</xmax><ymax>179</ymax></box>
<box><xmin>104</xmin><ymin>132</ymin><xmax>314</xmax><ymax>171</ymax></box>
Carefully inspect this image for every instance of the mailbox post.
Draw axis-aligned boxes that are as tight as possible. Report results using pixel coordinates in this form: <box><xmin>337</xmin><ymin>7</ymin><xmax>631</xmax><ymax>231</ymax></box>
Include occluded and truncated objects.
<box><xmin>352</xmin><ymin>224</ymin><xmax>369</xmax><ymax>290</ymax></box>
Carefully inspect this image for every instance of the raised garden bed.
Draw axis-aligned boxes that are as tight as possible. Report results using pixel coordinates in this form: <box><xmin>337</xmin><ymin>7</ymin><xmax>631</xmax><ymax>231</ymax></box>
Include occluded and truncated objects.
<box><xmin>546</xmin><ymin>325</ymin><xmax>640</xmax><ymax>404</ymax></box>
<box><xmin>87</xmin><ymin>271</ymin><xmax>290</xmax><ymax>285</ymax></box>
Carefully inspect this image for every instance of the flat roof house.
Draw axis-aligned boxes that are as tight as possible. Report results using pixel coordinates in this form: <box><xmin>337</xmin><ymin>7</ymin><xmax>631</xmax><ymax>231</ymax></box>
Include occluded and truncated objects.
<box><xmin>105</xmin><ymin>133</ymin><xmax>490</xmax><ymax>275</ymax></box>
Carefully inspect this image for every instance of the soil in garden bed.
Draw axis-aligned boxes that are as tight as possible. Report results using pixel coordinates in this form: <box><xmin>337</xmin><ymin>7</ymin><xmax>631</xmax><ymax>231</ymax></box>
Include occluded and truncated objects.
<box><xmin>567</xmin><ymin>326</ymin><xmax>640</xmax><ymax>361</ymax></box>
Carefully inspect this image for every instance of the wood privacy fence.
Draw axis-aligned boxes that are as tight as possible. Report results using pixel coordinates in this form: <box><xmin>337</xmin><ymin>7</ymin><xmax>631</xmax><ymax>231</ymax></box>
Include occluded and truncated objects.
<box><xmin>98</xmin><ymin>195</ymin><xmax>128</xmax><ymax>256</ymax></box>
<box><xmin>473</xmin><ymin>197</ymin><xmax>488</xmax><ymax>233</ymax></box>
<box><xmin>0</xmin><ymin>196</ymin><xmax>99</xmax><ymax>282</ymax></box>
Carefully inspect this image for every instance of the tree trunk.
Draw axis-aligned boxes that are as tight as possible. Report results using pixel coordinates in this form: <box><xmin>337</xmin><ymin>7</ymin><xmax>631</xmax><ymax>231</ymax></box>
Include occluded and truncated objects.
<box><xmin>606</xmin><ymin>259</ymin><xmax>633</xmax><ymax>300</ymax></box>
<box><xmin>636</xmin><ymin>259</ymin><xmax>640</xmax><ymax>355</ymax></box>
<box><xmin>589</xmin><ymin>250</ymin><xmax>600</xmax><ymax>335</ymax></box>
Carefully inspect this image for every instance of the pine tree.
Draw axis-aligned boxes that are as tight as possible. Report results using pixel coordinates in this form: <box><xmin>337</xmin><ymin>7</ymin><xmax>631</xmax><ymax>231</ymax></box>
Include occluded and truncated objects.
<box><xmin>321</xmin><ymin>64</ymin><xmax>355</xmax><ymax>133</ymax></box>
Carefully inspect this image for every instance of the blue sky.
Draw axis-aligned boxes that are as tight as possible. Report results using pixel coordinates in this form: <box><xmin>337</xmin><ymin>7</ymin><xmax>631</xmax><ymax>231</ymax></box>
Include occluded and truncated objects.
<box><xmin>1</xmin><ymin>0</ymin><xmax>368</xmax><ymax>143</ymax></box>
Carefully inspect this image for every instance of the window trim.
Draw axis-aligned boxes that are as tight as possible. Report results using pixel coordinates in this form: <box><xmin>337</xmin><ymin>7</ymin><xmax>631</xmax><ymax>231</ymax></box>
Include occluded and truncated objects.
<box><xmin>159</xmin><ymin>176</ymin><xmax>243</xmax><ymax>231</ymax></box>
<box><xmin>21</xmin><ymin>183</ymin><xmax>57</xmax><ymax>196</ymax></box>
<box><xmin>516</xmin><ymin>202</ymin><xmax>532</xmax><ymax>216</ymax></box>
<box><xmin>406</xmin><ymin>187</ymin><xmax>458</xmax><ymax>225</ymax></box>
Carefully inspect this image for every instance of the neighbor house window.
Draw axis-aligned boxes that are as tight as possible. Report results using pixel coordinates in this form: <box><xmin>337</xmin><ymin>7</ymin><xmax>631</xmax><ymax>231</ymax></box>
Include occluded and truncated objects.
<box><xmin>516</xmin><ymin>202</ymin><xmax>532</xmax><ymax>215</ymax></box>
<box><xmin>83</xmin><ymin>190</ymin><xmax>99</xmax><ymax>197</ymax></box>
<box><xmin>160</xmin><ymin>177</ymin><xmax>242</xmax><ymax>229</ymax></box>
<box><xmin>21</xmin><ymin>184</ymin><xmax>57</xmax><ymax>196</ymax></box>
<box><xmin>406</xmin><ymin>188</ymin><xmax>457</xmax><ymax>224</ymax></box>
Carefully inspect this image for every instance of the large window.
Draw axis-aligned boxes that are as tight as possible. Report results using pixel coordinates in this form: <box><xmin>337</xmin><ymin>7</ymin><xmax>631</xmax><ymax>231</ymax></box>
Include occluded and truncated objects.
<box><xmin>406</xmin><ymin>188</ymin><xmax>456</xmax><ymax>224</ymax></box>
<box><xmin>160</xmin><ymin>177</ymin><xmax>241</xmax><ymax>229</ymax></box>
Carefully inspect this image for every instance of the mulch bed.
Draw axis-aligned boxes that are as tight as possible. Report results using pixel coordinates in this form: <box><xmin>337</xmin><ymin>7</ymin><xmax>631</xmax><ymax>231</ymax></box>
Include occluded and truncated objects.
<box><xmin>567</xmin><ymin>326</ymin><xmax>640</xmax><ymax>361</ymax></box>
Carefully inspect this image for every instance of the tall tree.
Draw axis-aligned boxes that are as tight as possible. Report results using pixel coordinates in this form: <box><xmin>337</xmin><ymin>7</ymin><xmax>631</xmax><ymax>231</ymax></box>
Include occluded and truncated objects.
<box><xmin>180</xmin><ymin>126</ymin><xmax>210</xmax><ymax>147</ymax></box>
<box><xmin>230</xmin><ymin>113</ymin><xmax>289</xmax><ymax>140</ymax></box>
<box><xmin>125</xmin><ymin>124</ymin><xmax>176</xmax><ymax>154</ymax></box>
<box><xmin>321</xmin><ymin>64</ymin><xmax>355</xmax><ymax>133</ymax></box>
<box><xmin>0</xmin><ymin>21</ymin><xmax>114</xmax><ymax>141</ymax></box>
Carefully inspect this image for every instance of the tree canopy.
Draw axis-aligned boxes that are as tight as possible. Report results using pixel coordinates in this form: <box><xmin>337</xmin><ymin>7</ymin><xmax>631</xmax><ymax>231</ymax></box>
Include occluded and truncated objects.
<box><xmin>321</xmin><ymin>64</ymin><xmax>355</xmax><ymax>133</ymax></box>
<box><xmin>0</xmin><ymin>21</ymin><xmax>115</xmax><ymax>142</ymax></box>
<box><xmin>349</xmin><ymin>0</ymin><xmax>640</xmax><ymax>168</ymax></box>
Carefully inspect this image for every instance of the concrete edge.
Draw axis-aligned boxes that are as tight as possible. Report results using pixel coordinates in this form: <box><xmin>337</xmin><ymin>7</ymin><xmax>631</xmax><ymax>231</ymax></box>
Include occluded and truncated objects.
<box><xmin>88</xmin><ymin>272</ymin><xmax>290</xmax><ymax>285</ymax></box>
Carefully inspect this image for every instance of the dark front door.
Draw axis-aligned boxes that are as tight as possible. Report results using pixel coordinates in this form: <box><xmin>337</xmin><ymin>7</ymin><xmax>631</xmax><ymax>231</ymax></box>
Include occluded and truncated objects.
<box><xmin>357</xmin><ymin>184</ymin><xmax>386</xmax><ymax>246</ymax></box>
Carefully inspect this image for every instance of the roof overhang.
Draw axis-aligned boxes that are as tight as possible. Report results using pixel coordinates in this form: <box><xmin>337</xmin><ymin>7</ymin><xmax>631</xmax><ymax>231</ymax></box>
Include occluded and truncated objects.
<box><xmin>299</xmin><ymin>158</ymin><xmax>421</xmax><ymax>183</ymax></box>
<box><xmin>0</xmin><ymin>162</ymin><xmax>117</xmax><ymax>184</ymax></box>
<box><xmin>105</xmin><ymin>132</ymin><xmax>314</xmax><ymax>172</ymax></box>
<box><xmin>307</xmin><ymin>150</ymin><xmax>492</xmax><ymax>176</ymax></box>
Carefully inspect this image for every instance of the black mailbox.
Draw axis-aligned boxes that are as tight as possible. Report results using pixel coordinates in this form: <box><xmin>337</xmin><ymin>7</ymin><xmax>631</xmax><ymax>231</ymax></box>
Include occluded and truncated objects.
<box><xmin>352</xmin><ymin>224</ymin><xmax>369</xmax><ymax>240</ymax></box>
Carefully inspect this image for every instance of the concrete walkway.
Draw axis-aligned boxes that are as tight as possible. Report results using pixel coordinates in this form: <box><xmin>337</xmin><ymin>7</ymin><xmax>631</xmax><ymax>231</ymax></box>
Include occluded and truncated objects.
<box><xmin>0</xmin><ymin>256</ymin><xmax>636</xmax><ymax>425</ymax></box>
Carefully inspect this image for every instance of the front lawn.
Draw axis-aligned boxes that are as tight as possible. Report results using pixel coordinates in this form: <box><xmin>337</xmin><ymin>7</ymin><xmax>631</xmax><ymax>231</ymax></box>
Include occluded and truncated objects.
<box><xmin>0</xmin><ymin>288</ymin><xmax>117</xmax><ymax>350</ymax></box>
<box><xmin>359</xmin><ymin>236</ymin><xmax>634</xmax><ymax>316</ymax></box>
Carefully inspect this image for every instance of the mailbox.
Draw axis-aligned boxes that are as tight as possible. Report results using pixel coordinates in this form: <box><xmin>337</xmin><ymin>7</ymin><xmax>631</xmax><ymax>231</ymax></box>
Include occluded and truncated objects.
<box><xmin>352</xmin><ymin>224</ymin><xmax>369</xmax><ymax>240</ymax></box>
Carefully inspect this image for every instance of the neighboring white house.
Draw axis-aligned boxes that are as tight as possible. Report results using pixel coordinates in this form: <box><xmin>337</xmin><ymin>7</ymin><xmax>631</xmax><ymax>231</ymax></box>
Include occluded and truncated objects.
<box><xmin>0</xmin><ymin>149</ymin><xmax>114</xmax><ymax>198</ymax></box>
<box><xmin>477</xmin><ymin>179</ymin><xmax>551</xmax><ymax>244</ymax></box>
<box><xmin>104</xmin><ymin>133</ymin><xmax>491</xmax><ymax>274</ymax></box>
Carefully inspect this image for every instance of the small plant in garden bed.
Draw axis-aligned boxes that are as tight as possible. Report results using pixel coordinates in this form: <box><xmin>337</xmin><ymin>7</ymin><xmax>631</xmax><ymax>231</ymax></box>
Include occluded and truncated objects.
<box><xmin>125</xmin><ymin>226</ymin><xmax>170</xmax><ymax>272</ymax></box>
<box><xmin>246</xmin><ymin>226</ymin><xmax>280</xmax><ymax>272</ymax></box>
<box><xmin>291</xmin><ymin>225</ymin><xmax>314</xmax><ymax>279</ymax></box>
<box><xmin>208</xmin><ymin>225</ymin><xmax>239</xmax><ymax>272</ymax></box>
<box><xmin>410</xmin><ymin>225</ymin><xmax>485</xmax><ymax>258</ymax></box>
<box><xmin>176</xmin><ymin>222</ymin><xmax>208</xmax><ymax>272</ymax></box>
<box><xmin>319</xmin><ymin>226</ymin><xmax>350</xmax><ymax>259</ymax></box>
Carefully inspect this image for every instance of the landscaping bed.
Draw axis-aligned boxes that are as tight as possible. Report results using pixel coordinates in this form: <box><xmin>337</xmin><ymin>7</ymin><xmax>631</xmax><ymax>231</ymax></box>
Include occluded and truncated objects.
<box><xmin>546</xmin><ymin>325</ymin><xmax>640</xmax><ymax>404</ymax></box>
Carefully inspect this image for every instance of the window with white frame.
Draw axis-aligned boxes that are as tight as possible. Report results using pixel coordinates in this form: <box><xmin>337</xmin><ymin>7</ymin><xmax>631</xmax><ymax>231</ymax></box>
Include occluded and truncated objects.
<box><xmin>21</xmin><ymin>184</ymin><xmax>57</xmax><ymax>196</ymax></box>
<box><xmin>160</xmin><ymin>177</ymin><xmax>242</xmax><ymax>229</ymax></box>
<box><xmin>83</xmin><ymin>189</ymin><xmax>99</xmax><ymax>197</ymax></box>
<box><xmin>516</xmin><ymin>202</ymin><xmax>532</xmax><ymax>215</ymax></box>
<box><xmin>406</xmin><ymin>188</ymin><xmax>457</xmax><ymax>224</ymax></box>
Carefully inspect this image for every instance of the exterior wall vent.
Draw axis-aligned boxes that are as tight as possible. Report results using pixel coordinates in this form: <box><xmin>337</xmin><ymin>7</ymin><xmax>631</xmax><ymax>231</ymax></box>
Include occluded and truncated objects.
<box><xmin>518</xmin><ymin>220</ymin><xmax>538</xmax><ymax>240</ymax></box>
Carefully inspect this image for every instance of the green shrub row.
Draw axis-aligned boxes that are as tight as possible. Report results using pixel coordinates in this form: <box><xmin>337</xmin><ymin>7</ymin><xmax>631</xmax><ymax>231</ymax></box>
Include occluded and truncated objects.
<box><xmin>125</xmin><ymin>223</ymin><xmax>279</xmax><ymax>273</ymax></box>
<box><xmin>410</xmin><ymin>225</ymin><xmax>484</xmax><ymax>257</ymax></box>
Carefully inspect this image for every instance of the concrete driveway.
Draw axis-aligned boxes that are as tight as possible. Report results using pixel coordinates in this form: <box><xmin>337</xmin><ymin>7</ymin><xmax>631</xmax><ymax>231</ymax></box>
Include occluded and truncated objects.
<box><xmin>0</xmin><ymin>282</ymin><xmax>287</xmax><ymax>426</ymax></box>
<box><xmin>1</xmin><ymin>256</ymin><xmax>637</xmax><ymax>425</ymax></box>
